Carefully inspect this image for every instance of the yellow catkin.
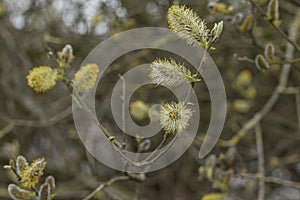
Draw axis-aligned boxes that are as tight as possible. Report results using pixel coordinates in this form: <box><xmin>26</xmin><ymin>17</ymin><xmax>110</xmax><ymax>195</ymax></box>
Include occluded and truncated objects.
<box><xmin>160</xmin><ymin>101</ymin><xmax>192</xmax><ymax>134</ymax></box>
<box><xmin>20</xmin><ymin>158</ymin><xmax>46</xmax><ymax>189</ymax></box>
<box><xmin>72</xmin><ymin>63</ymin><xmax>99</xmax><ymax>93</ymax></box>
<box><xmin>167</xmin><ymin>5</ymin><xmax>209</xmax><ymax>48</ymax></box>
<box><xmin>26</xmin><ymin>66</ymin><xmax>57</xmax><ymax>93</ymax></box>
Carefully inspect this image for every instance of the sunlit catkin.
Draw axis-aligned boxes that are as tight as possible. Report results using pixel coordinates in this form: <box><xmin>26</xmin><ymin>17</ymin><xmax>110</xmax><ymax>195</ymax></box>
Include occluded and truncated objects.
<box><xmin>26</xmin><ymin>66</ymin><xmax>57</xmax><ymax>93</ymax></box>
<box><xmin>149</xmin><ymin>58</ymin><xmax>198</xmax><ymax>87</ymax></box>
<box><xmin>168</xmin><ymin>5</ymin><xmax>210</xmax><ymax>49</ymax></box>
<box><xmin>160</xmin><ymin>101</ymin><xmax>192</xmax><ymax>134</ymax></box>
<box><xmin>72</xmin><ymin>63</ymin><xmax>99</xmax><ymax>93</ymax></box>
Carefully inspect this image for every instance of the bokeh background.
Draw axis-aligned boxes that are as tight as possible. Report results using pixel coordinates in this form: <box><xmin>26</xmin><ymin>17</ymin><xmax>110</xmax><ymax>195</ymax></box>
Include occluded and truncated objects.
<box><xmin>0</xmin><ymin>0</ymin><xmax>300</xmax><ymax>199</ymax></box>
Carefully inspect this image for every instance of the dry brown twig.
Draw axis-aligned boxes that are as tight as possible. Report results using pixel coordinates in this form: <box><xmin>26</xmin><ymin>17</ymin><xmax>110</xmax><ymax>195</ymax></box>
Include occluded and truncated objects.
<box><xmin>0</xmin><ymin>106</ymin><xmax>72</xmax><ymax>139</ymax></box>
<box><xmin>82</xmin><ymin>176</ymin><xmax>130</xmax><ymax>200</ymax></box>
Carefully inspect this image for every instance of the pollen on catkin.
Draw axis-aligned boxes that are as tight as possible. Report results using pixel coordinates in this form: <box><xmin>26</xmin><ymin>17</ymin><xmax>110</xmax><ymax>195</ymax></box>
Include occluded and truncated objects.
<box><xmin>26</xmin><ymin>66</ymin><xmax>57</xmax><ymax>93</ymax></box>
<box><xmin>167</xmin><ymin>5</ymin><xmax>210</xmax><ymax>48</ymax></box>
<box><xmin>72</xmin><ymin>63</ymin><xmax>99</xmax><ymax>93</ymax></box>
<box><xmin>160</xmin><ymin>101</ymin><xmax>192</xmax><ymax>134</ymax></box>
<box><xmin>20</xmin><ymin>158</ymin><xmax>46</xmax><ymax>189</ymax></box>
<box><xmin>149</xmin><ymin>58</ymin><xmax>196</xmax><ymax>87</ymax></box>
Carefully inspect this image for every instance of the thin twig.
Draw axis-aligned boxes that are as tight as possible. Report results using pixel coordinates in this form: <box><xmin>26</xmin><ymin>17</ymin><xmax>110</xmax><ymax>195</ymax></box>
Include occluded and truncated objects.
<box><xmin>184</xmin><ymin>47</ymin><xmax>210</xmax><ymax>104</ymax></box>
<box><xmin>296</xmin><ymin>94</ymin><xmax>300</xmax><ymax>129</ymax></box>
<box><xmin>239</xmin><ymin>173</ymin><xmax>300</xmax><ymax>189</ymax></box>
<box><xmin>255</xmin><ymin>123</ymin><xmax>265</xmax><ymax>200</ymax></box>
<box><xmin>0</xmin><ymin>107</ymin><xmax>72</xmax><ymax>139</ymax></box>
<box><xmin>82</xmin><ymin>176</ymin><xmax>130</xmax><ymax>200</ymax></box>
<box><xmin>119</xmin><ymin>75</ymin><xmax>126</xmax><ymax>148</ymax></box>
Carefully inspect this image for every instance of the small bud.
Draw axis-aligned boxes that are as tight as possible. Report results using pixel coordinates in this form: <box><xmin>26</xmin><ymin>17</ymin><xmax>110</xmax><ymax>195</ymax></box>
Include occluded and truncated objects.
<box><xmin>239</xmin><ymin>14</ymin><xmax>254</xmax><ymax>32</ymax></box>
<box><xmin>255</xmin><ymin>54</ymin><xmax>270</xmax><ymax>70</ymax></box>
<box><xmin>38</xmin><ymin>183</ymin><xmax>51</xmax><ymax>200</ymax></box>
<box><xmin>211</xmin><ymin>21</ymin><xmax>223</xmax><ymax>42</ymax></box>
<box><xmin>47</xmin><ymin>51</ymin><xmax>56</xmax><ymax>61</ymax></box>
<box><xmin>45</xmin><ymin>176</ymin><xmax>56</xmax><ymax>194</ymax></box>
<box><xmin>264</xmin><ymin>42</ymin><xmax>275</xmax><ymax>61</ymax></box>
<box><xmin>16</xmin><ymin>156</ymin><xmax>28</xmax><ymax>176</ymax></box>
<box><xmin>267</xmin><ymin>0</ymin><xmax>279</xmax><ymax>21</ymax></box>
<box><xmin>9</xmin><ymin>159</ymin><xmax>15</xmax><ymax>168</ymax></box>
<box><xmin>57</xmin><ymin>44</ymin><xmax>75</xmax><ymax>67</ymax></box>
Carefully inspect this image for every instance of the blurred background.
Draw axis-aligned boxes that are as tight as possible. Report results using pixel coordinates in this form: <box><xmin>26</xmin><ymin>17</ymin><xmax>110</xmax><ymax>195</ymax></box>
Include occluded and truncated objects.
<box><xmin>0</xmin><ymin>0</ymin><xmax>300</xmax><ymax>199</ymax></box>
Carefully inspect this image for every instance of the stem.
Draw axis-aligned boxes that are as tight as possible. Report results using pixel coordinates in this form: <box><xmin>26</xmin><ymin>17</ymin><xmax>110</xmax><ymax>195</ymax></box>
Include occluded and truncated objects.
<box><xmin>82</xmin><ymin>176</ymin><xmax>130</xmax><ymax>200</ymax></box>
<box><xmin>255</xmin><ymin>123</ymin><xmax>265</xmax><ymax>200</ymax></box>
<box><xmin>184</xmin><ymin>47</ymin><xmax>210</xmax><ymax>104</ymax></box>
<box><xmin>239</xmin><ymin>173</ymin><xmax>300</xmax><ymax>189</ymax></box>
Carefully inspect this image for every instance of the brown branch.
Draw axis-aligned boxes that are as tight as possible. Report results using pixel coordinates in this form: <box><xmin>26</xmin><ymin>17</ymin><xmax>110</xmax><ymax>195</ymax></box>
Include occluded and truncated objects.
<box><xmin>239</xmin><ymin>173</ymin><xmax>300</xmax><ymax>189</ymax></box>
<box><xmin>255</xmin><ymin>123</ymin><xmax>265</xmax><ymax>200</ymax></box>
<box><xmin>0</xmin><ymin>106</ymin><xmax>72</xmax><ymax>139</ymax></box>
<box><xmin>82</xmin><ymin>176</ymin><xmax>130</xmax><ymax>200</ymax></box>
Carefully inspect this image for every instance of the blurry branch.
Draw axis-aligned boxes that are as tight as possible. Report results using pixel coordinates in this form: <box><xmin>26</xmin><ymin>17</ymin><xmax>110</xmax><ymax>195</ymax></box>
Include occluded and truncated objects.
<box><xmin>0</xmin><ymin>122</ymin><xmax>14</xmax><ymax>139</ymax></box>
<box><xmin>82</xmin><ymin>176</ymin><xmax>130</xmax><ymax>200</ymax></box>
<box><xmin>0</xmin><ymin>106</ymin><xmax>72</xmax><ymax>139</ymax></box>
<box><xmin>239</xmin><ymin>173</ymin><xmax>300</xmax><ymax>189</ymax></box>
<box><xmin>248</xmin><ymin>0</ymin><xmax>300</xmax><ymax>52</ymax></box>
<box><xmin>255</xmin><ymin>123</ymin><xmax>265</xmax><ymax>200</ymax></box>
<box><xmin>220</xmin><ymin>9</ymin><xmax>300</xmax><ymax>148</ymax></box>
<box><xmin>234</xmin><ymin>54</ymin><xmax>255</xmax><ymax>64</ymax></box>
<box><xmin>282</xmin><ymin>87</ymin><xmax>300</xmax><ymax>94</ymax></box>
<box><xmin>119</xmin><ymin>74</ymin><xmax>126</xmax><ymax>148</ymax></box>
<box><xmin>234</xmin><ymin>53</ymin><xmax>300</xmax><ymax>65</ymax></box>
<box><xmin>296</xmin><ymin>94</ymin><xmax>300</xmax><ymax>129</ymax></box>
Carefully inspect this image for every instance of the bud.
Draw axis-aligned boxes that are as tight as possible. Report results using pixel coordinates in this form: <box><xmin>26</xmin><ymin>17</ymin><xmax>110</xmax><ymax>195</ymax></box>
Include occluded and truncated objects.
<box><xmin>211</xmin><ymin>21</ymin><xmax>224</xmax><ymax>42</ymax></box>
<box><xmin>267</xmin><ymin>0</ymin><xmax>279</xmax><ymax>22</ymax></box>
<box><xmin>264</xmin><ymin>42</ymin><xmax>275</xmax><ymax>61</ymax></box>
<box><xmin>239</xmin><ymin>14</ymin><xmax>254</xmax><ymax>32</ymax></box>
<box><xmin>38</xmin><ymin>183</ymin><xmax>51</xmax><ymax>200</ymax></box>
<box><xmin>255</xmin><ymin>54</ymin><xmax>270</xmax><ymax>70</ymax></box>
